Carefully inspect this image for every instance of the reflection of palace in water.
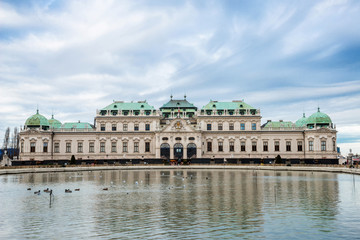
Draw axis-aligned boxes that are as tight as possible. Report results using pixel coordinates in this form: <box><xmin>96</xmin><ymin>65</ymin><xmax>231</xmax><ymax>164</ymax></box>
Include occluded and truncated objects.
<box><xmin>19</xmin><ymin>96</ymin><xmax>337</xmax><ymax>163</ymax></box>
<box><xmin>15</xmin><ymin>169</ymin><xmax>339</xmax><ymax>231</ymax></box>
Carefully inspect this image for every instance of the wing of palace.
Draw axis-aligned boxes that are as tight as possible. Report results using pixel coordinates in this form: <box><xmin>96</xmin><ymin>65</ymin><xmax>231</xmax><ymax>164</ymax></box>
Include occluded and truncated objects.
<box><xmin>19</xmin><ymin>96</ymin><xmax>338</xmax><ymax>164</ymax></box>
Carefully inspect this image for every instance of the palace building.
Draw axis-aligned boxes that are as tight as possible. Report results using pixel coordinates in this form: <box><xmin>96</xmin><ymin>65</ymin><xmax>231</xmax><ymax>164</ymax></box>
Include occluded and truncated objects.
<box><xmin>19</xmin><ymin>96</ymin><xmax>338</xmax><ymax>164</ymax></box>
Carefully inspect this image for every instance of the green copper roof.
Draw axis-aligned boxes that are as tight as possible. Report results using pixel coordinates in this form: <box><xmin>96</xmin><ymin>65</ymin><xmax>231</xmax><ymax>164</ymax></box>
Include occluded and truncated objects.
<box><xmin>295</xmin><ymin>113</ymin><xmax>307</xmax><ymax>127</ymax></box>
<box><xmin>160</xmin><ymin>99</ymin><xmax>197</xmax><ymax>110</ymax></box>
<box><xmin>263</xmin><ymin>121</ymin><xmax>294</xmax><ymax>128</ymax></box>
<box><xmin>202</xmin><ymin>100</ymin><xmax>255</xmax><ymax>110</ymax></box>
<box><xmin>25</xmin><ymin>110</ymin><xmax>50</xmax><ymax>127</ymax></box>
<box><xmin>307</xmin><ymin>108</ymin><xmax>332</xmax><ymax>125</ymax></box>
<box><xmin>62</xmin><ymin>122</ymin><xmax>94</xmax><ymax>129</ymax></box>
<box><xmin>48</xmin><ymin>115</ymin><xmax>62</xmax><ymax>129</ymax></box>
<box><xmin>101</xmin><ymin>101</ymin><xmax>154</xmax><ymax>111</ymax></box>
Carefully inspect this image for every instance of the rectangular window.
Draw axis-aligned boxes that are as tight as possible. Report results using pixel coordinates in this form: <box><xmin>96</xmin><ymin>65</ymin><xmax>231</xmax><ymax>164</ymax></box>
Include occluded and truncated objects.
<box><xmin>66</xmin><ymin>143</ymin><xmax>71</xmax><ymax>153</ymax></box>
<box><xmin>218</xmin><ymin>123</ymin><xmax>223</xmax><ymax>131</ymax></box>
<box><xmin>134</xmin><ymin>142</ymin><xmax>139</xmax><ymax>152</ymax></box>
<box><xmin>43</xmin><ymin>142</ymin><xmax>48</xmax><ymax>153</ymax></box>
<box><xmin>218</xmin><ymin>142</ymin><xmax>223</xmax><ymax>152</ymax></box>
<box><xmin>112</xmin><ymin>124</ymin><xmax>116</xmax><ymax>131</ymax></box>
<box><xmin>123</xmin><ymin>124</ymin><xmax>128</xmax><ymax>131</ymax></box>
<box><xmin>286</xmin><ymin>141</ymin><xmax>291</xmax><ymax>152</ymax></box>
<box><xmin>145</xmin><ymin>142</ymin><xmax>150</xmax><ymax>152</ymax></box>
<box><xmin>77</xmin><ymin>142</ymin><xmax>83</xmax><ymax>153</ymax></box>
<box><xmin>252</xmin><ymin>142</ymin><xmax>257</xmax><ymax>152</ymax></box>
<box><xmin>54</xmin><ymin>143</ymin><xmax>59</xmax><ymax>153</ymax></box>
<box><xmin>229</xmin><ymin>142</ymin><xmax>234</xmax><ymax>152</ymax></box>
<box><xmin>229</xmin><ymin>123</ymin><xmax>234</xmax><ymax>130</ymax></box>
<box><xmin>100</xmin><ymin>142</ymin><xmax>105</xmax><ymax>153</ymax></box>
<box><xmin>297</xmin><ymin>141</ymin><xmax>303</xmax><ymax>152</ymax></box>
<box><xmin>111</xmin><ymin>142</ymin><xmax>117</xmax><ymax>153</ymax></box>
<box><xmin>207</xmin><ymin>124</ymin><xmax>212</xmax><ymax>131</ymax></box>
<box><xmin>89</xmin><ymin>142</ymin><xmax>94</xmax><ymax>153</ymax></box>
<box><xmin>263</xmin><ymin>142</ymin><xmax>268</xmax><ymax>152</ymax></box>
<box><xmin>134</xmin><ymin>124</ymin><xmax>139</xmax><ymax>131</ymax></box>
<box><xmin>275</xmin><ymin>141</ymin><xmax>280</xmax><ymax>151</ymax></box>
<box><xmin>241</xmin><ymin>123</ymin><xmax>245</xmax><ymax>130</ymax></box>
<box><xmin>145</xmin><ymin>124</ymin><xmax>150</xmax><ymax>131</ymax></box>
<box><xmin>207</xmin><ymin>142</ymin><xmax>212</xmax><ymax>152</ymax></box>
<box><xmin>321</xmin><ymin>141</ymin><xmax>326</xmax><ymax>151</ymax></box>
<box><xmin>30</xmin><ymin>142</ymin><xmax>36</xmax><ymax>153</ymax></box>
<box><xmin>21</xmin><ymin>142</ymin><xmax>24</xmax><ymax>153</ymax></box>
<box><xmin>309</xmin><ymin>141</ymin><xmax>314</xmax><ymax>151</ymax></box>
<box><xmin>252</xmin><ymin>123</ymin><xmax>256</xmax><ymax>130</ymax></box>
<box><xmin>333</xmin><ymin>140</ymin><xmax>336</xmax><ymax>151</ymax></box>
<box><xmin>101</xmin><ymin>124</ymin><xmax>105</xmax><ymax>131</ymax></box>
<box><xmin>241</xmin><ymin>142</ymin><xmax>246</xmax><ymax>152</ymax></box>
<box><xmin>123</xmin><ymin>142</ymin><xmax>128</xmax><ymax>152</ymax></box>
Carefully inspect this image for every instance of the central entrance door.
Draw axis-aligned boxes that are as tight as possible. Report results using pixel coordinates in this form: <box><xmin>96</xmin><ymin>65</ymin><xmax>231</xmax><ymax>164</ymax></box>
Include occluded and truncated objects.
<box><xmin>160</xmin><ymin>143</ymin><xmax>170</xmax><ymax>160</ymax></box>
<box><xmin>174</xmin><ymin>143</ymin><xmax>183</xmax><ymax>159</ymax></box>
<box><xmin>187</xmin><ymin>143</ymin><xmax>197</xmax><ymax>159</ymax></box>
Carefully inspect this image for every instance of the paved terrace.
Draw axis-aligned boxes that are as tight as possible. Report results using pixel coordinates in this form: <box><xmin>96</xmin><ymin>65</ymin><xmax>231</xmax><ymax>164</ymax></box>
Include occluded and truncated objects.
<box><xmin>1</xmin><ymin>165</ymin><xmax>360</xmax><ymax>176</ymax></box>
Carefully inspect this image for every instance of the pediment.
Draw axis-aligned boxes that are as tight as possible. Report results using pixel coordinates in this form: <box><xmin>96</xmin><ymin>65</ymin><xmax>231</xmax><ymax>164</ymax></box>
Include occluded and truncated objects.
<box><xmin>160</xmin><ymin>118</ymin><xmax>197</xmax><ymax>133</ymax></box>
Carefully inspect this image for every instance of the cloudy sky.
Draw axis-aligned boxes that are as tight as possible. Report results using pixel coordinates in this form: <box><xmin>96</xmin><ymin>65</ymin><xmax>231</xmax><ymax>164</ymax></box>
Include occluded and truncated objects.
<box><xmin>1</xmin><ymin>0</ymin><xmax>359</xmax><ymax>154</ymax></box>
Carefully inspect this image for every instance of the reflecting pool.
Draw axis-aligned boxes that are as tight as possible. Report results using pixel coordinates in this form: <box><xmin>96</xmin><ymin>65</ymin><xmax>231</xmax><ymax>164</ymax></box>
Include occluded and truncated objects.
<box><xmin>0</xmin><ymin>170</ymin><xmax>359</xmax><ymax>239</ymax></box>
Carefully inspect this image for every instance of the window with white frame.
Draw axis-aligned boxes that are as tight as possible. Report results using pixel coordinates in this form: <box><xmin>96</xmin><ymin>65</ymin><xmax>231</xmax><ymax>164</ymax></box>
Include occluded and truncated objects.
<box><xmin>134</xmin><ymin>142</ymin><xmax>139</xmax><ymax>152</ymax></box>
<box><xmin>252</xmin><ymin>142</ymin><xmax>257</xmax><ymax>151</ymax></box>
<box><xmin>43</xmin><ymin>142</ymin><xmax>48</xmax><ymax>153</ymax></box>
<box><xmin>321</xmin><ymin>141</ymin><xmax>326</xmax><ymax>151</ymax></box>
<box><xmin>111</xmin><ymin>142</ymin><xmax>117</xmax><ymax>153</ymax></box>
<box><xmin>309</xmin><ymin>141</ymin><xmax>314</xmax><ymax>151</ymax></box>
<box><xmin>54</xmin><ymin>143</ymin><xmax>59</xmax><ymax>153</ymax></box>
<box><xmin>30</xmin><ymin>142</ymin><xmax>36</xmax><ymax>152</ymax></box>
<box><xmin>77</xmin><ymin>142</ymin><xmax>83</xmax><ymax>153</ymax></box>
<box><xmin>241</xmin><ymin>141</ymin><xmax>246</xmax><ymax>151</ymax></box>
<box><xmin>229</xmin><ymin>141</ymin><xmax>234</xmax><ymax>152</ymax></box>
<box><xmin>100</xmin><ymin>142</ymin><xmax>105</xmax><ymax>153</ymax></box>
<box><xmin>123</xmin><ymin>142</ymin><xmax>128</xmax><ymax>152</ymax></box>
<box><xmin>218</xmin><ymin>142</ymin><xmax>223</xmax><ymax>152</ymax></box>
<box><xmin>145</xmin><ymin>142</ymin><xmax>150</xmax><ymax>152</ymax></box>
<box><xmin>66</xmin><ymin>143</ymin><xmax>71</xmax><ymax>153</ymax></box>
<box><xmin>263</xmin><ymin>142</ymin><xmax>268</xmax><ymax>152</ymax></box>
<box><xmin>89</xmin><ymin>142</ymin><xmax>94</xmax><ymax>153</ymax></box>
<box><xmin>297</xmin><ymin>141</ymin><xmax>303</xmax><ymax>151</ymax></box>
<box><xmin>286</xmin><ymin>141</ymin><xmax>291</xmax><ymax>152</ymax></box>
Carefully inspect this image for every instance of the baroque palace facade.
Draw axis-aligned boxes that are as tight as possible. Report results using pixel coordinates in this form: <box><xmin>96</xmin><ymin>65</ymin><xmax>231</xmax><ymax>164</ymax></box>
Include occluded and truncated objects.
<box><xmin>19</xmin><ymin>96</ymin><xmax>338</xmax><ymax>163</ymax></box>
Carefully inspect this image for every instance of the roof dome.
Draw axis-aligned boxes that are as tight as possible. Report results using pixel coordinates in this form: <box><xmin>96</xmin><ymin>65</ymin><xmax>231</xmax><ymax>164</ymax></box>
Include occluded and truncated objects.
<box><xmin>48</xmin><ymin>115</ymin><xmax>62</xmax><ymax>129</ymax></box>
<box><xmin>295</xmin><ymin>113</ymin><xmax>307</xmax><ymax>127</ymax></box>
<box><xmin>307</xmin><ymin>108</ymin><xmax>332</xmax><ymax>125</ymax></box>
<box><xmin>25</xmin><ymin>110</ymin><xmax>50</xmax><ymax>128</ymax></box>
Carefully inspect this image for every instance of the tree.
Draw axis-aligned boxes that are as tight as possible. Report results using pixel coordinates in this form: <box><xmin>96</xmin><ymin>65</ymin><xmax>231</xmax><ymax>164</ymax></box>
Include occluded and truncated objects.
<box><xmin>70</xmin><ymin>155</ymin><xmax>76</xmax><ymax>165</ymax></box>
<box><xmin>11</xmin><ymin>127</ymin><xmax>18</xmax><ymax>149</ymax></box>
<box><xmin>2</xmin><ymin>127</ymin><xmax>10</xmax><ymax>151</ymax></box>
<box><xmin>275</xmin><ymin>155</ymin><xmax>282</xmax><ymax>164</ymax></box>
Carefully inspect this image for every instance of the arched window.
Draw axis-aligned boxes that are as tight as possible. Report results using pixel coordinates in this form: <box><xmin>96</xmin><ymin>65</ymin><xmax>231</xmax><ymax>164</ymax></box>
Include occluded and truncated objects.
<box><xmin>160</xmin><ymin>143</ymin><xmax>170</xmax><ymax>148</ymax></box>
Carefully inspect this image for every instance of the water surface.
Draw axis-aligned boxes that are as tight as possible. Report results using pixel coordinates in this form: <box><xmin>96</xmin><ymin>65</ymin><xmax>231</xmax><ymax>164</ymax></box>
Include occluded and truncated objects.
<box><xmin>0</xmin><ymin>169</ymin><xmax>359</xmax><ymax>239</ymax></box>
